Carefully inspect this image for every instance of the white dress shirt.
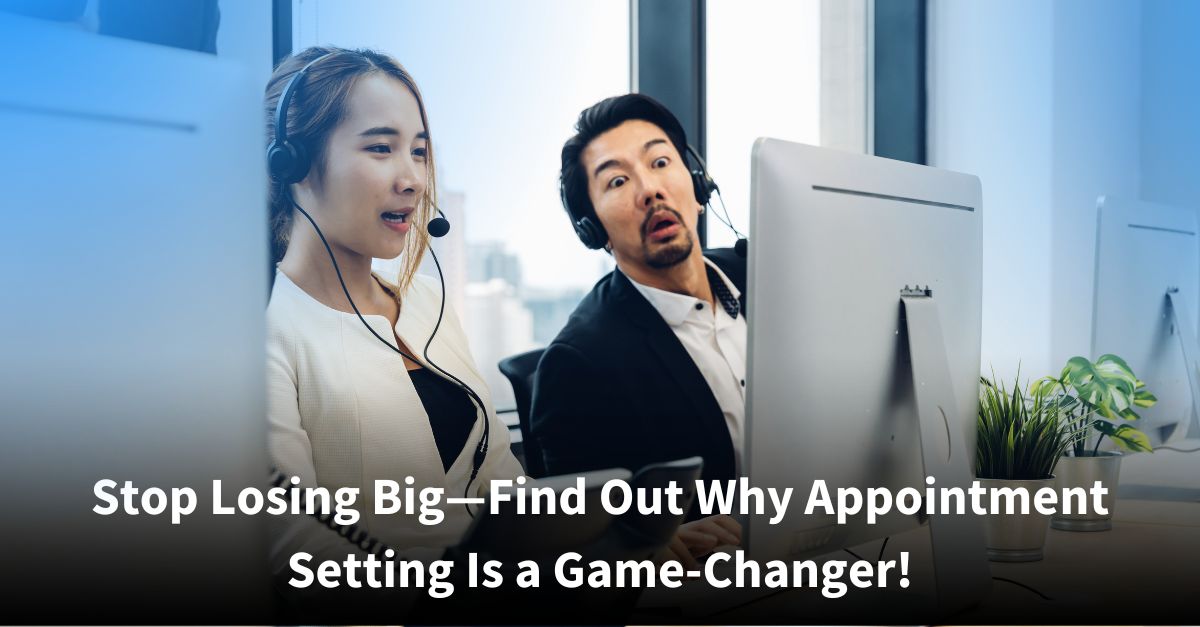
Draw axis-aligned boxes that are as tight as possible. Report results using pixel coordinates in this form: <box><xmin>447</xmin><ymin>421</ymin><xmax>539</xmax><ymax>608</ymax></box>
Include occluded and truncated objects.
<box><xmin>626</xmin><ymin>258</ymin><xmax>748</xmax><ymax>473</ymax></box>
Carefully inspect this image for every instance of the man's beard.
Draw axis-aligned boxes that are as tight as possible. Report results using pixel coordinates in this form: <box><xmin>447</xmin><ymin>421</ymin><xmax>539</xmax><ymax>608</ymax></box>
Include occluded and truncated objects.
<box><xmin>641</xmin><ymin>205</ymin><xmax>694</xmax><ymax>269</ymax></box>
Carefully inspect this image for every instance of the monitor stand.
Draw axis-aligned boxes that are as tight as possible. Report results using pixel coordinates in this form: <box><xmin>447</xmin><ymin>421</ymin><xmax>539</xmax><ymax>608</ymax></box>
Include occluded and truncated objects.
<box><xmin>1166</xmin><ymin>288</ymin><xmax>1200</xmax><ymax>439</ymax></box>
<box><xmin>900</xmin><ymin>289</ymin><xmax>993</xmax><ymax>617</ymax></box>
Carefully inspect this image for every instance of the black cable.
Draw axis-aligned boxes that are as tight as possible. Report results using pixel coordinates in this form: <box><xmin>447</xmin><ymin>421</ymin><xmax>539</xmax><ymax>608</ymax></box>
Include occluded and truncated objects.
<box><xmin>1155</xmin><ymin>444</ymin><xmax>1200</xmax><ymax>453</ymax></box>
<box><xmin>269</xmin><ymin>467</ymin><xmax>395</xmax><ymax>558</ymax></box>
<box><xmin>422</xmin><ymin>244</ymin><xmax>490</xmax><ymax>515</ymax></box>
<box><xmin>712</xmin><ymin>188</ymin><xmax>745</xmax><ymax>240</ymax></box>
<box><xmin>288</xmin><ymin>189</ymin><xmax>488</xmax><ymax>517</ymax></box>
<box><xmin>992</xmin><ymin>576</ymin><xmax>1053</xmax><ymax>601</ymax></box>
<box><xmin>289</xmin><ymin>194</ymin><xmax>424</xmax><ymax>365</ymax></box>
<box><xmin>844</xmin><ymin>536</ymin><xmax>891</xmax><ymax>564</ymax></box>
<box><xmin>858</xmin><ymin>542</ymin><xmax>1052</xmax><ymax>602</ymax></box>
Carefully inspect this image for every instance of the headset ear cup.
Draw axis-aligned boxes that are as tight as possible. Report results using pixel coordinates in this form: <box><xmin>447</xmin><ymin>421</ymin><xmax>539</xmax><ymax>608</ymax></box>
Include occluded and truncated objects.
<box><xmin>266</xmin><ymin>142</ymin><xmax>289</xmax><ymax>181</ymax></box>
<box><xmin>692</xmin><ymin>169</ymin><xmax>714</xmax><ymax>207</ymax></box>
<box><xmin>562</xmin><ymin>179</ymin><xmax>608</xmax><ymax>250</ymax></box>
<box><xmin>572</xmin><ymin>220</ymin><xmax>592</xmax><ymax>248</ymax></box>
<box><xmin>285</xmin><ymin>142</ymin><xmax>310</xmax><ymax>184</ymax></box>
<box><xmin>574</xmin><ymin>216</ymin><xmax>607</xmax><ymax>250</ymax></box>
<box><xmin>268</xmin><ymin>141</ymin><xmax>310</xmax><ymax>185</ymax></box>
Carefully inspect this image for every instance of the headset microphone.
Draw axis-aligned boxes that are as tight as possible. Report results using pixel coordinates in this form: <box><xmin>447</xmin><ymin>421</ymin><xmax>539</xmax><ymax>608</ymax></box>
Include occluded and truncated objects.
<box><xmin>428</xmin><ymin>208</ymin><xmax>450</xmax><ymax>238</ymax></box>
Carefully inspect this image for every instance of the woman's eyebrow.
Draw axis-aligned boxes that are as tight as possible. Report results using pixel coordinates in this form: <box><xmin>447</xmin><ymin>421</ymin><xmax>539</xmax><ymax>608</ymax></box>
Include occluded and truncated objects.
<box><xmin>358</xmin><ymin>127</ymin><xmax>429</xmax><ymax>141</ymax></box>
<box><xmin>358</xmin><ymin>126</ymin><xmax>398</xmax><ymax>137</ymax></box>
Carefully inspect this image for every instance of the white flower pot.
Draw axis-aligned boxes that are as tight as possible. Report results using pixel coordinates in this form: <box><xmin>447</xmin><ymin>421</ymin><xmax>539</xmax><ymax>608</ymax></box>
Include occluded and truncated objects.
<box><xmin>978</xmin><ymin>477</ymin><xmax>1054</xmax><ymax>562</ymax></box>
<box><xmin>1051</xmin><ymin>451</ymin><xmax>1122</xmax><ymax>531</ymax></box>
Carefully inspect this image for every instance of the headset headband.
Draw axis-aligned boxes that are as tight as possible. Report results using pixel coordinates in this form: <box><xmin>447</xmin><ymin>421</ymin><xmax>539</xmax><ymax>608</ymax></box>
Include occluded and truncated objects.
<box><xmin>273</xmin><ymin>52</ymin><xmax>335</xmax><ymax>151</ymax></box>
<box><xmin>267</xmin><ymin>52</ymin><xmax>339</xmax><ymax>185</ymax></box>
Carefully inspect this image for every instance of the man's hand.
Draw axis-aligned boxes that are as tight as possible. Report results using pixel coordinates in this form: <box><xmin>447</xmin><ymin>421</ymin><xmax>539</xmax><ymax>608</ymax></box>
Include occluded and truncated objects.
<box><xmin>659</xmin><ymin>514</ymin><xmax>742</xmax><ymax>570</ymax></box>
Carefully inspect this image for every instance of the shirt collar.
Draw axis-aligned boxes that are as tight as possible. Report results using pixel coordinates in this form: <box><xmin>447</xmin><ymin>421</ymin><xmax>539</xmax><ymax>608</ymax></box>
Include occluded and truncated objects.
<box><xmin>704</xmin><ymin>258</ymin><xmax>741</xmax><ymax>300</ymax></box>
<box><xmin>624</xmin><ymin>257</ymin><xmax>741</xmax><ymax>328</ymax></box>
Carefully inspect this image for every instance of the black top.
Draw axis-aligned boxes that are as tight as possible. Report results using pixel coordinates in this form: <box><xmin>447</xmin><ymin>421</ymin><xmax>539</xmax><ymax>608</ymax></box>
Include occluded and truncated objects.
<box><xmin>529</xmin><ymin>248</ymin><xmax>747</xmax><ymax>517</ymax></box>
<box><xmin>408</xmin><ymin>367</ymin><xmax>476</xmax><ymax>472</ymax></box>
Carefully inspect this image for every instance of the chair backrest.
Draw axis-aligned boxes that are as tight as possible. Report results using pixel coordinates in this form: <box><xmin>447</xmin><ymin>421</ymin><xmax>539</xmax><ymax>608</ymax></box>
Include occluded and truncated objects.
<box><xmin>498</xmin><ymin>348</ymin><xmax>546</xmax><ymax>477</ymax></box>
<box><xmin>614</xmin><ymin>456</ymin><xmax>704</xmax><ymax>550</ymax></box>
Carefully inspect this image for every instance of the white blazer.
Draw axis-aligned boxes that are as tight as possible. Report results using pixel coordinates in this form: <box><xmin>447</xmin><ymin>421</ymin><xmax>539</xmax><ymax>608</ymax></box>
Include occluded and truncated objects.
<box><xmin>266</xmin><ymin>269</ymin><xmax>523</xmax><ymax>570</ymax></box>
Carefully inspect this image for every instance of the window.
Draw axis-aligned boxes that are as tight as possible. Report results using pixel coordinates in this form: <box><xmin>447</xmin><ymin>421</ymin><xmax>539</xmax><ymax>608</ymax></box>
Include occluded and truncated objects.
<box><xmin>705</xmin><ymin>0</ymin><xmax>822</xmax><ymax>247</ymax></box>
<box><xmin>292</xmin><ymin>0</ymin><xmax>630</xmax><ymax>409</ymax></box>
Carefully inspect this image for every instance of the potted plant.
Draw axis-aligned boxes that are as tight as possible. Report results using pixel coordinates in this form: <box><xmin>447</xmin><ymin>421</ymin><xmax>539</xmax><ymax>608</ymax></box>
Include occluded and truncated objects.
<box><xmin>1032</xmin><ymin>354</ymin><xmax>1157</xmax><ymax>531</ymax></box>
<box><xmin>976</xmin><ymin>373</ymin><xmax>1077</xmax><ymax>562</ymax></box>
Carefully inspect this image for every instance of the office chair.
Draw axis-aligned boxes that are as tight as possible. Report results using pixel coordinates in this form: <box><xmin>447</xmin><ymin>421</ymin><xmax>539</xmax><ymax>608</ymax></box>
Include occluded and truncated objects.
<box><xmin>610</xmin><ymin>456</ymin><xmax>704</xmax><ymax>556</ymax></box>
<box><xmin>577</xmin><ymin>456</ymin><xmax>706</xmax><ymax>617</ymax></box>
<box><xmin>498</xmin><ymin>348</ymin><xmax>546</xmax><ymax>477</ymax></box>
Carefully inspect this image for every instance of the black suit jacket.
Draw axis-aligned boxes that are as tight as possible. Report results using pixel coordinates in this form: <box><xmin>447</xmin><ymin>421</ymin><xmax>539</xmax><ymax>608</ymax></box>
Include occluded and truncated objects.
<box><xmin>529</xmin><ymin>248</ymin><xmax>746</xmax><ymax>490</ymax></box>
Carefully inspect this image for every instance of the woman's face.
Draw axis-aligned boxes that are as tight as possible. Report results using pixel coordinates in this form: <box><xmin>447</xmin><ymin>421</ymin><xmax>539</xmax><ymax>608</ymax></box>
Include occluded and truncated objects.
<box><xmin>295</xmin><ymin>73</ymin><xmax>428</xmax><ymax>261</ymax></box>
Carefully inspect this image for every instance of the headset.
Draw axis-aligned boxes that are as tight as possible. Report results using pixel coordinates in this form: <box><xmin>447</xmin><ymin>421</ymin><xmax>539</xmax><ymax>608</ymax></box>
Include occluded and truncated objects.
<box><xmin>562</xmin><ymin>137</ymin><xmax>747</xmax><ymax>256</ymax></box>
<box><xmin>269</xmin><ymin>51</ymin><xmax>487</xmax><ymax>515</ymax></box>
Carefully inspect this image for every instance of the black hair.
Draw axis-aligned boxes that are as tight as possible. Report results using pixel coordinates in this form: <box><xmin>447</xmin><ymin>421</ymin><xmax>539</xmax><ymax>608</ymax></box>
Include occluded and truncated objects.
<box><xmin>559</xmin><ymin>93</ymin><xmax>690</xmax><ymax>224</ymax></box>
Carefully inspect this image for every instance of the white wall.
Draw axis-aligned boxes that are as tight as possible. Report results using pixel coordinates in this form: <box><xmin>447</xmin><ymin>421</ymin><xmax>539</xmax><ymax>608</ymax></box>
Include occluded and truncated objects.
<box><xmin>931</xmin><ymin>0</ymin><xmax>1200</xmax><ymax>382</ymax></box>
<box><xmin>1140</xmin><ymin>0</ymin><xmax>1200</xmax><ymax>209</ymax></box>
<box><xmin>928</xmin><ymin>0</ymin><xmax>1177</xmax><ymax>382</ymax></box>
<box><xmin>1048</xmin><ymin>0</ymin><xmax>1142</xmax><ymax>366</ymax></box>
<box><xmin>216</xmin><ymin>0</ymin><xmax>273</xmax><ymax>88</ymax></box>
<box><xmin>928</xmin><ymin>0</ymin><xmax>1055</xmax><ymax>382</ymax></box>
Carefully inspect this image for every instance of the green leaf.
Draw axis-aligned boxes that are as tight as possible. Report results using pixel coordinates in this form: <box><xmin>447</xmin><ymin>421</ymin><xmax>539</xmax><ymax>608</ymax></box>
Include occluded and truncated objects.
<box><xmin>1094</xmin><ymin>398</ymin><xmax>1119</xmax><ymax>421</ymax></box>
<box><xmin>1092</xmin><ymin>420</ymin><xmax>1119</xmax><ymax>437</ymax></box>
<box><xmin>1097</xmin><ymin>353</ymin><xmax>1134</xmax><ymax>373</ymax></box>
<box><xmin>1057</xmin><ymin>395</ymin><xmax>1081</xmax><ymax>411</ymax></box>
<box><xmin>1117</xmin><ymin>406</ymin><xmax>1142</xmax><ymax>422</ymax></box>
<box><xmin>976</xmin><ymin>374</ymin><xmax>1073</xmax><ymax>480</ymax></box>
<box><xmin>1030</xmin><ymin>378</ymin><xmax>1052</xmax><ymax>396</ymax></box>
<box><xmin>1062</xmin><ymin>357</ymin><xmax>1110</xmax><ymax>407</ymax></box>
<box><xmin>1109</xmin><ymin>424</ymin><xmax>1153</xmax><ymax>453</ymax></box>
<box><xmin>1134</xmin><ymin>388</ymin><xmax>1158</xmax><ymax>408</ymax></box>
<box><xmin>1097</xmin><ymin>354</ymin><xmax>1138</xmax><ymax>395</ymax></box>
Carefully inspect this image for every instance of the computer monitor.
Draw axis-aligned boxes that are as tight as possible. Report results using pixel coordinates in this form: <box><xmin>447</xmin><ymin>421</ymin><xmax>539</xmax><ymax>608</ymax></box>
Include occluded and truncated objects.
<box><xmin>1092</xmin><ymin>196</ymin><xmax>1200</xmax><ymax>445</ymax></box>
<box><xmin>0</xmin><ymin>13</ymin><xmax>268</xmax><ymax>621</ymax></box>
<box><xmin>745</xmin><ymin>138</ymin><xmax>990</xmax><ymax>613</ymax></box>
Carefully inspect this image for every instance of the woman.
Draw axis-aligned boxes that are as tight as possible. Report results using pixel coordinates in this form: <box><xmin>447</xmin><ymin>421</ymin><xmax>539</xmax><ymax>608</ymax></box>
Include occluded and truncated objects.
<box><xmin>263</xmin><ymin>46</ymin><xmax>739</xmax><ymax>578</ymax></box>
<box><xmin>264</xmin><ymin>46</ymin><xmax>522</xmax><ymax>566</ymax></box>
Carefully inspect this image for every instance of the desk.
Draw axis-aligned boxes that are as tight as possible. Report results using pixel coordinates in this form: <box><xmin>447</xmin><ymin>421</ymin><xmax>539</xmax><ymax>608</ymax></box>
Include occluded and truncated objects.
<box><xmin>966</xmin><ymin>448</ymin><xmax>1199</xmax><ymax>623</ymax></box>
<box><xmin>636</xmin><ymin>448</ymin><xmax>1199</xmax><ymax>623</ymax></box>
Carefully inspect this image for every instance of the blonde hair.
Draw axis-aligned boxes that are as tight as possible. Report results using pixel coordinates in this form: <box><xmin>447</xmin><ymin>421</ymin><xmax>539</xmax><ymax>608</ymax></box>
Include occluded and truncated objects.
<box><xmin>265</xmin><ymin>45</ymin><xmax>438</xmax><ymax>294</ymax></box>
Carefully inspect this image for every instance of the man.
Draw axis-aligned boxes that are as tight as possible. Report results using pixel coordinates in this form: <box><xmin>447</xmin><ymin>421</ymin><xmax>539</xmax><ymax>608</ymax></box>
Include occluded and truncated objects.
<box><xmin>530</xmin><ymin>93</ymin><xmax>747</xmax><ymax>508</ymax></box>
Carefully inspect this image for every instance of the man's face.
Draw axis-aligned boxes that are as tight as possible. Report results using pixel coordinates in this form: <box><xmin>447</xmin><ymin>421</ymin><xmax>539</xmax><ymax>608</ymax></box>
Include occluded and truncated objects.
<box><xmin>581</xmin><ymin>119</ymin><xmax>700</xmax><ymax>272</ymax></box>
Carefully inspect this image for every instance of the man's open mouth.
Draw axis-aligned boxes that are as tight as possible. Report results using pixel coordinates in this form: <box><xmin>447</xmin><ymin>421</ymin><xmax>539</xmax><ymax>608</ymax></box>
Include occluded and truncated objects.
<box><xmin>645</xmin><ymin>209</ymin><xmax>681</xmax><ymax>241</ymax></box>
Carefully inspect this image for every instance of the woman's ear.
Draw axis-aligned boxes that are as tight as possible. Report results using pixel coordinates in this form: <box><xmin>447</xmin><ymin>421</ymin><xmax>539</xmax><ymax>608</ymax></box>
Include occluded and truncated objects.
<box><xmin>291</xmin><ymin>176</ymin><xmax>316</xmax><ymax>208</ymax></box>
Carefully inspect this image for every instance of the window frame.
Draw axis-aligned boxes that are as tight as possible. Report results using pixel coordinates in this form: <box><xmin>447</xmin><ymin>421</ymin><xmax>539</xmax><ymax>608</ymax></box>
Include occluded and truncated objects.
<box><xmin>632</xmin><ymin>0</ymin><xmax>709</xmax><ymax>246</ymax></box>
